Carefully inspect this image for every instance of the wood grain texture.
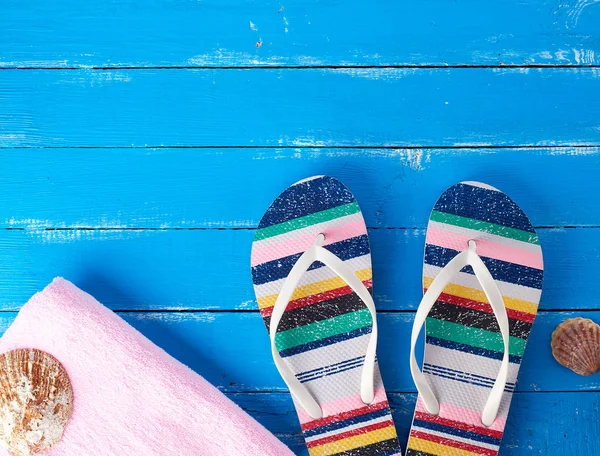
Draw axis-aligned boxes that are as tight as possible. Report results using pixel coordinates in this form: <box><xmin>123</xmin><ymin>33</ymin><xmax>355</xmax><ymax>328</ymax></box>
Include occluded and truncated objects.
<box><xmin>1</xmin><ymin>0</ymin><xmax>599</xmax><ymax>68</ymax></box>
<box><xmin>1</xmin><ymin>69</ymin><xmax>600</xmax><ymax>148</ymax></box>
<box><xmin>0</xmin><ymin>227</ymin><xmax>593</xmax><ymax>312</ymax></box>
<box><xmin>1</xmin><ymin>148</ymin><xmax>600</xmax><ymax>228</ymax></box>
<box><xmin>231</xmin><ymin>392</ymin><xmax>600</xmax><ymax>456</ymax></box>
<box><xmin>0</xmin><ymin>311</ymin><xmax>597</xmax><ymax>393</ymax></box>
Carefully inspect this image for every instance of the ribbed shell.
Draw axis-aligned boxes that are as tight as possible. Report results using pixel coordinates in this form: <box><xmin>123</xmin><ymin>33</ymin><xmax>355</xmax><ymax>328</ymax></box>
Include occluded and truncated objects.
<box><xmin>0</xmin><ymin>349</ymin><xmax>73</xmax><ymax>456</ymax></box>
<box><xmin>551</xmin><ymin>317</ymin><xmax>600</xmax><ymax>376</ymax></box>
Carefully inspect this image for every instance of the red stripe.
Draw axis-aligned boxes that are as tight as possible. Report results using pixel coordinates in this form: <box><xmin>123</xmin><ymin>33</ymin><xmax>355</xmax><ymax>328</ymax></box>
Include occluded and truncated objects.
<box><xmin>301</xmin><ymin>400</ymin><xmax>389</xmax><ymax>432</ymax></box>
<box><xmin>306</xmin><ymin>419</ymin><xmax>395</xmax><ymax>448</ymax></box>
<box><xmin>414</xmin><ymin>411</ymin><xmax>503</xmax><ymax>440</ymax></box>
<box><xmin>424</xmin><ymin>289</ymin><xmax>536</xmax><ymax>324</ymax></box>
<box><xmin>410</xmin><ymin>430</ymin><xmax>498</xmax><ymax>456</ymax></box>
<box><xmin>260</xmin><ymin>279</ymin><xmax>373</xmax><ymax>318</ymax></box>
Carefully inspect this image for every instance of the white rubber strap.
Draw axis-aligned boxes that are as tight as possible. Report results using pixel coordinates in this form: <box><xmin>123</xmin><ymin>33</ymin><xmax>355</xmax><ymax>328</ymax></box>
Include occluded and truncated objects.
<box><xmin>410</xmin><ymin>240</ymin><xmax>510</xmax><ymax>427</ymax></box>
<box><xmin>270</xmin><ymin>234</ymin><xmax>378</xmax><ymax>419</ymax></box>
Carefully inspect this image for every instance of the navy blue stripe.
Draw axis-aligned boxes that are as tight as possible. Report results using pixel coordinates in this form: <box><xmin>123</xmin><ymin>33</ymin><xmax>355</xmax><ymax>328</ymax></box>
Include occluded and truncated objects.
<box><xmin>303</xmin><ymin>407</ymin><xmax>391</xmax><ymax>438</ymax></box>
<box><xmin>424</xmin><ymin>365</ymin><xmax>498</xmax><ymax>385</ymax></box>
<box><xmin>423</xmin><ymin>366</ymin><xmax>515</xmax><ymax>392</ymax></box>
<box><xmin>412</xmin><ymin>419</ymin><xmax>502</xmax><ymax>446</ymax></box>
<box><xmin>252</xmin><ymin>234</ymin><xmax>370</xmax><ymax>285</ymax></box>
<box><xmin>279</xmin><ymin>326</ymin><xmax>372</xmax><ymax>358</ymax></box>
<box><xmin>426</xmin><ymin>336</ymin><xmax>522</xmax><ymax>364</ymax></box>
<box><xmin>258</xmin><ymin>176</ymin><xmax>355</xmax><ymax>229</ymax></box>
<box><xmin>424</xmin><ymin>363</ymin><xmax>516</xmax><ymax>387</ymax></box>
<box><xmin>300</xmin><ymin>360</ymin><xmax>365</xmax><ymax>383</ymax></box>
<box><xmin>296</xmin><ymin>355</ymin><xmax>365</xmax><ymax>380</ymax></box>
<box><xmin>422</xmin><ymin>367</ymin><xmax>495</xmax><ymax>390</ymax></box>
<box><xmin>433</xmin><ymin>183</ymin><xmax>535</xmax><ymax>233</ymax></box>
<box><xmin>423</xmin><ymin>365</ymin><xmax>495</xmax><ymax>387</ymax></box>
<box><xmin>424</xmin><ymin>244</ymin><xmax>543</xmax><ymax>290</ymax></box>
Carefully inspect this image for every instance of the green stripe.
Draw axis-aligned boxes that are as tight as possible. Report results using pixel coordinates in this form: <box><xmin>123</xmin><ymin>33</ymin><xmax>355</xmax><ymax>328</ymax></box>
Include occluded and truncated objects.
<box><xmin>425</xmin><ymin>317</ymin><xmax>526</xmax><ymax>357</ymax></box>
<box><xmin>255</xmin><ymin>202</ymin><xmax>361</xmax><ymax>241</ymax></box>
<box><xmin>275</xmin><ymin>308</ymin><xmax>372</xmax><ymax>351</ymax></box>
<box><xmin>430</xmin><ymin>211</ymin><xmax>540</xmax><ymax>245</ymax></box>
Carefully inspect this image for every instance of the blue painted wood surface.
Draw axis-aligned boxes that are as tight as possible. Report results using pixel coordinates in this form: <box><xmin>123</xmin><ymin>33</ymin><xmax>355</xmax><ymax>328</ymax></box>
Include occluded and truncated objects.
<box><xmin>1</xmin><ymin>0</ymin><xmax>599</xmax><ymax>454</ymax></box>
<box><xmin>1</xmin><ymin>69</ymin><xmax>600</xmax><ymax>147</ymax></box>
<box><xmin>0</xmin><ymin>149</ymin><xmax>600</xmax><ymax>228</ymax></box>
<box><xmin>2</xmin><ymin>0</ymin><xmax>599</xmax><ymax>67</ymax></box>
<box><xmin>1</xmin><ymin>148</ymin><xmax>600</xmax><ymax>228</ymax></box>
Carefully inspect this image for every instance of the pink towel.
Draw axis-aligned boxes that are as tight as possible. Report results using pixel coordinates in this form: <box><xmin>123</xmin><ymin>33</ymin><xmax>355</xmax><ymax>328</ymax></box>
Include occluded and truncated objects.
<box><xmin>0</xmin><ymin>278</ymin><xmax>293</xmax><ymax>456</ymax></box>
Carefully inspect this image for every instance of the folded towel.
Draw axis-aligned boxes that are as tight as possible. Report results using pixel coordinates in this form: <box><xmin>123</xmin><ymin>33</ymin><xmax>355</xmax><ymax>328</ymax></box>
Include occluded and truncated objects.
<box><xmin>0</xmin><ymin>278</ymin><xmax>292</xmax><ymax>456</ymax></box>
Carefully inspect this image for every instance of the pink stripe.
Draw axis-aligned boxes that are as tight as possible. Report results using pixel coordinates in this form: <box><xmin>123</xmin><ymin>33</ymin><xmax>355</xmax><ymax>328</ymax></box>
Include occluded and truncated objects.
<box><xmin>251</xmin><ymin>219</ymin><xmax>367</xmax><ymax>266</ymax></box>
<box><xmin>297</xmin><ymin>387</ymin><xmax>388</xmax><ymax>424</ymax></box>
<box><xmin>416</xmin><ymin>398</ymin><xmax>507</xmax><ymax>432</ymax></box>
<box><xmin>426</xmin><ymin>227</ymin><xmax>543</xmax><ymax>270</ymax></box>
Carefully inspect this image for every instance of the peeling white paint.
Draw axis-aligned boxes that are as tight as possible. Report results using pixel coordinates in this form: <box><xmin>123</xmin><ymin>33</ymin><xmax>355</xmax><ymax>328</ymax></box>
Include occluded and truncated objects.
<box><xmin>247</xmin><ymin>146</ymin><xmax>600</xmax><ymax>163</ymax></box>
<box><xmin>92</xmin><ymin>72</ymin><xmax>132</xmax><ymax>84</ymax></box>
<box><xmin>0</xmin><ymin>134</ymin><xmax>28</xmax><ymax>147</ymax></box>
<box><xmin>5</xmin><ymin>217</ymin><xmax>134</xmax><ymax>230</ymax></box>
<box><xmin>131</xmin><ymin>312</ymin><xmax>217</xmax><ymax>323</ymax></box>
<box><xmin>571</xmin><ymin>48</ymin><xmax>596</xmax><ymax>64</ymax></box>
<box><xmin>0</xmin><ymin>59</ymin><xmax>70</xmax><ymax>68</ymax></box>
<box><xmin>6</xmin><ymin>218</ymin><xmax>62</xmax><ymax>229</ymax></box>
<box><xmin>282</xmin><ymin>16</ymin><xmax>289</xmax><ymax>33</ymax></box>
<box><xmin>329</xmin><ymin>67</ymin><xmax>415</xmax><ymax>80</ymax></box>
<box><xmin>188</xmin><ymin>49</ymin><xmax>286</xmax><ymax>66</ymax></box>
<box><xmin>545</xmin><ymin>147</ymin><xmax>600</xmax><ymax>156</ymax></box>
<box><xmin>186</xmin><ymin>49</ymin><xmax>397</xmax><ymax>67</ymax></box>
<box><xmin>289</xmin><ymin>136</ymin><xmax>336</xmax><ymax>147</ymax></box>
<box><xmin>53</xmin><ymin>71</ymin><xmax>132</xmax><ymax>87</ymax></box>
<box><xmin>251</xmin><ymin>147</ymin><xmax>433</xmax><ymax>168</ymax></box>
<box><xmin>237</xmin><ymin>300</ymin><xmax>256</xmax><ymax>309</ymax></box>
<box><xmin>566</xmin><ymin>0</ymin><xmax>600</xmax><ymax>27</ymax></box>
<box><xmin>292</xmin><ymin>56</ymin><xmax>326</xmax><ymax>66</ymax></box>
<box><xmin>396</xmin><ymin>149</ymin><xmax>427</xmax><ymax>171</ymax></box>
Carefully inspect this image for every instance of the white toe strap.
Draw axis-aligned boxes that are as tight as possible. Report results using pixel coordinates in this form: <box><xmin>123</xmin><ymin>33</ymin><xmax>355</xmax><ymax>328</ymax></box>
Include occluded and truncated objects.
<box><xmin>410</xmin><ymin>240</ymin><xmax>510</xmax><ymax>427</ymax></box>
<box><xmin>270</xmin><ymin>234</ymin><xmax>378</xmax><ymax>419</ymax></box>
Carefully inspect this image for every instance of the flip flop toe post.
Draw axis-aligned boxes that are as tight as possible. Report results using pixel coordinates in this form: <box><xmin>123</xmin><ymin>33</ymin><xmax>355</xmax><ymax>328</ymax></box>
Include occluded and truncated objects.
<box><xmin>406</xmin><ymin>181</ymin><xmax>544</xmax><ymax>456</ymax></box>
<box><xmin>252</xmin><ymin>176</ymin><xmax>402</xmax><ymax>456</ymax></box>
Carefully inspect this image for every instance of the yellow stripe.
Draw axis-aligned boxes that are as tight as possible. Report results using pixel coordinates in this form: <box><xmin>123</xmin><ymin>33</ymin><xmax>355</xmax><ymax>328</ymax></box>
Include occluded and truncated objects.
<box><xmin>309</xmin><ymin>425</ymin><xmax>397</xmax><ymax>456</ymax></box>
<box><xmin>423</xmin><ymin>276</ymin><xmax>538</xmax><ymax>315</ymax></box>
<box><xmin>409</xmin><ymin>436</ymin><xmax>489</xmax><ymax>456</ymax></box>
<box><xmin>258</xmin><ymin>268</ymin><xmax>372</xmax><ymax>310</ymax></box>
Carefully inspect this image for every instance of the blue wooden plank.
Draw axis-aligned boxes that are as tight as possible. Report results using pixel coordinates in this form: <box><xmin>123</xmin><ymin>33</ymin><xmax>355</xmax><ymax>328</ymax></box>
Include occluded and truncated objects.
<box><xmin>235</xmin><ymin>391</ymin><xmax>600</xmax><ymax>455</ymax></box>
<box><xmin>0</xmin><ymin>311</ymin><xmax>596</xmax><ymax>392</ymax></box>
<box><xmin>1</xmin><ymin>0</ymin><xmax>599</xmax><ymax>68</ymax></box>
<box><xmin>0</xmin><ymin>227</ymin><xmax>593</xmax><ymax>312</ymax></box>
<box><xmin>1</xmin><ymin>148</ymin><xmax>599</xmax><ymax>228</ymax></box>
<box><xmin>1</xmin><ymin>69</ymin><xmax>599</xmax><ymax>148</ymax></box>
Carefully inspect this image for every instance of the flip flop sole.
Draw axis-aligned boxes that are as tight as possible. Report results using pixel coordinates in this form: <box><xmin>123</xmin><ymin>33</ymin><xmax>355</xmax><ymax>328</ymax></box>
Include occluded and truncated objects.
<box><xmin>252</xmin><ymin>176</ymin><xmax>402</xmax><ymax>456</ymax></box>
<box><xmin>406</xmin><ymin>181</ymin><xmax>544</xmax><ymax>456</ymax></box>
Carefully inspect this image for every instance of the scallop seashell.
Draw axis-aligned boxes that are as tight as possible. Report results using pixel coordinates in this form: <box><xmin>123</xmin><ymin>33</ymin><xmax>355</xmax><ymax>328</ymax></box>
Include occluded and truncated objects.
<box><xmin>0</xmin><ymin>349</ymin><xmax>73</xmax><ymax>456</ymax></box>
<box><xmin>551</xmin><ymin>317</ymin><xmax>600</xmax><ymax>376</ymax></box>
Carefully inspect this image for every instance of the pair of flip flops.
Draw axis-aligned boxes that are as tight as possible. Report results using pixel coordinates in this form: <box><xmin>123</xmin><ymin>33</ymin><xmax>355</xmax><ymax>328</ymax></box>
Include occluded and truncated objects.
<box><xmin>251</xmin><ymin>176</ymin><xmax>544</xmax><ymax>456</ymax></box>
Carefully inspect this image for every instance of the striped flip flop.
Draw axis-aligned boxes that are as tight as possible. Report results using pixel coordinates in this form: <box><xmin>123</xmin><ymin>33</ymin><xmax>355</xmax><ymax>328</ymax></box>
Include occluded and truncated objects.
<box><xmin>251</xmin><ymin>176</ymin><xmax>402</xmax><ymax>456</ymax></box>
<box><xmin>406</xmin><ymin>181</ymin><xmax>544</xmax><ymax>456</ymax></box>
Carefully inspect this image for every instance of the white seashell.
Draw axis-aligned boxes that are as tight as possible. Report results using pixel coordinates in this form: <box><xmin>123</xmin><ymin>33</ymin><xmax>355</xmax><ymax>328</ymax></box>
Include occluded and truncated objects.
<box><xmin>0</xmin><ymin>349</ymin><xmax>73</xmax><ymax>456</ymax></box>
